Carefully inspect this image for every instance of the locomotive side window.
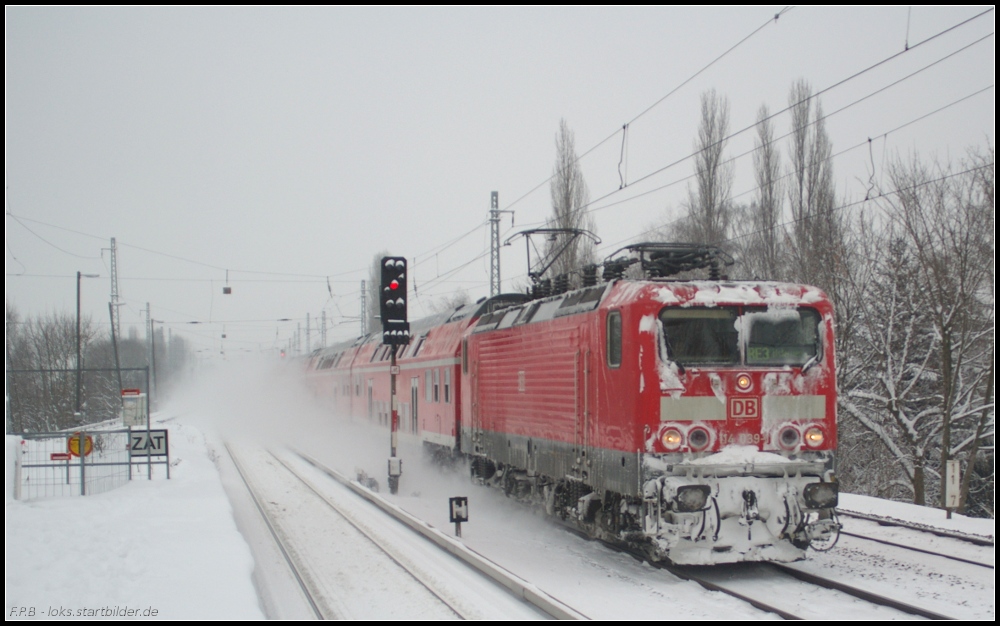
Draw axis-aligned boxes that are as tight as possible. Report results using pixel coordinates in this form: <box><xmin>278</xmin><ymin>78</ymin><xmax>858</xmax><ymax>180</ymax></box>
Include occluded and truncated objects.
<box><xmin>444</xmin><ymin>369</ymin><xmax>451</xmax><ymax>403</ymax></box>
<box><xmin>745</xmin><ymin>308</ymin><xmax>822</xmax><ymax>366</ymax></box>
<box><xmin>433</xmin><ymin>369</ymin><xmax>440</xmax><ymax>402</ymax></box>
<box><xmin>660</xmin><ymin>307</ymin><xmax>739</xmax><ymax>364</ymax></box>
<box><xmin>607</xmin><ymin>311</ymin><xmax>622</xmax><ymax>368</ymax></box>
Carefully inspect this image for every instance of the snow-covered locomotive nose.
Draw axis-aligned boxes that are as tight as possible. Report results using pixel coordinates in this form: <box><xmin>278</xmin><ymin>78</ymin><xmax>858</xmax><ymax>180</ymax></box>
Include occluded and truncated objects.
<box><xmin>642</xmin><ymin>447</ymin><xmax>839</xmax><ymax>564</ymax></box>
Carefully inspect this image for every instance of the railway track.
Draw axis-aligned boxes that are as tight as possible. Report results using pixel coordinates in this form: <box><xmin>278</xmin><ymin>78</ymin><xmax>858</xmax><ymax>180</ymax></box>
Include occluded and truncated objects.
<box><xmin>834</xmin><ymin>509</ymin><xmax>994</xmax><ymax>572</ymax></box>
<box><xmin>667</xmin><ymin>562</ymin><xmax>955</xmax><ymax>620</ymax></box>
<box><xmin>226</xmin><ymin>443</ymin><xmax>329</xmax><ymax>619</ymax></box>
<box><xmin>491</xmin><ymin>497</ymin><xmax>967</xmax><ymax>620</ymax></box>
<box><xmin>227</xmin><ymin>443</ymin><xmax>586</xmax><ymax>619</ymax></box>
<box><xmin>224</xmin><ymin>434</ymin><xmax>990</xmax><ymax>620</ymax></box>
<box><xmin>291</xmin><ymin>449</ymin><xmax>589</xmax><ymax>620</ymax></box>
<box><xmin>838</xmin><ymin>508</ymin><xmax>995</xmax><ymax>547</ymax></box>
<box><xmin>839</xmin><ymin>529</ymin><xmax>994</xmax><ymax>569</ymax></box>
<box><xmin>582</xmin><ymin>508</ymin><xmax>983</xmax><ymax>619</ymax></box>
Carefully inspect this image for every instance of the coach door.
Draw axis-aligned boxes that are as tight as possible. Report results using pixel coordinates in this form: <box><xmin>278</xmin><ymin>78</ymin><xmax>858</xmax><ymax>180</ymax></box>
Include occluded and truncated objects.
<box><xmin>470</xmin><ymin>358</ymin><xmax>483</xmax><ymax>454</ymax></box>
<box><xmin>410</xmin><ymin>377</ymin><xmax>419</xmax><ymax>433</ymax></box>
<box><xmin>367</xmin><ymin>379</ymin><xmax>374</xmax><ymax>421</ymax></box>
<box><xmin>576</xmin><ymin>348</ymin><xmax>594</xmax><ymax>468</ymax></box>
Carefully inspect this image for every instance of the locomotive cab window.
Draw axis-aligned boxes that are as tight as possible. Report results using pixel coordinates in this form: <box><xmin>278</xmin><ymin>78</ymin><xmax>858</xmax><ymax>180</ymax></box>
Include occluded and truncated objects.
<box><xmin>745</xmin><ymin>308</ymin><xmax>822</xmax><ymax>366</ymax></box>
<box><xmin>660</xmin><ymin>307</ymin><xmax>739</xmax><ymax>365</ymax></box>
<box><xmin>659</xmin><ymin>306</ymin><xmax>823</xmax><ymax>367</ymax></box>
<box><xmin>607</xmin><ymin>311</ymin><xmax>622</xmax><ymax>368</ymax></box>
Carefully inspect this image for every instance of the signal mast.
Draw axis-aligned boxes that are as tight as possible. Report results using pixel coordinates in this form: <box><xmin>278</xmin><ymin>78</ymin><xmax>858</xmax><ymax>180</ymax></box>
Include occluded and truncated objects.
<box><xmin>380</xmin><ymin>257</ymin><xmax>409</xmax><ymax>494</ymax></box>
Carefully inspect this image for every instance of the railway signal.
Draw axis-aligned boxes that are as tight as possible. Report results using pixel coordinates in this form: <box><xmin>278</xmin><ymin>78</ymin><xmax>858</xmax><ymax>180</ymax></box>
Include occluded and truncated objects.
<box><xmin>380</xmin><ymin>256</ymin><xmax>409</xmax><ymax>494</ymax></box>
<box><xmin>380</xmin><ymin>256</ymin><xmax>410</xmax><ymax>346</ymax></box>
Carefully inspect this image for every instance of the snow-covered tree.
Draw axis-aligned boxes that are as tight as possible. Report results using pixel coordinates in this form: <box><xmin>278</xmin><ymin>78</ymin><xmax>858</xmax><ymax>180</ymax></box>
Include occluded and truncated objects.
<box><xmin>840</xmin><ymin>147</ymin><xmax>994</xmax><ymax>513</ymax></box>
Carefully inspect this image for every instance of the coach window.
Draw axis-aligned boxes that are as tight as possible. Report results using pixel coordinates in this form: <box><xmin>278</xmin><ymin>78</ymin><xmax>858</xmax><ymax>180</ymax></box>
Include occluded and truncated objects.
<box><xmin>444</xmin><ymin>369</ymin><xmax>451</xmax><ymax>403</ymax></box>
<box><xmin>607</xmin><ymin>310</ymin><xmax>622</xmax><ymax>368</ymax></box>
<box><xmin>425</xmin><ymin>369</ymin><xmax>432</xmax><ymax>401</ymax></box>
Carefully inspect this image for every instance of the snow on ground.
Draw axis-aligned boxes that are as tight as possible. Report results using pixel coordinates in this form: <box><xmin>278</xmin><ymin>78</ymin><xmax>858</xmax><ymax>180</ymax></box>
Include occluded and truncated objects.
<box><xmin>5</xmin><ymin>359</ymin><xmax>995</xmax><ymax>619</ymax></box>
<box><xmin>5</xmin><ymin>422</ymin><xmax>263</xmax><ymax>620</ymax></box>
<box><xmin>838</xmin><ymin>492</ymin><xmax>995</xmax><ymax>539</ymax></box>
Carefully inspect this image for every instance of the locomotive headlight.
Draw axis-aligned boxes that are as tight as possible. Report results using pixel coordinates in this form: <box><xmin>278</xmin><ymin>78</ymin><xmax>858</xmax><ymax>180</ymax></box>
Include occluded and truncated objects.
<box><xmin>735</xmin><ymin>373</ymin><xmax>753</xmax><ymax>392</ymax></box>
<box><xmin>778</xmin><ymin>425</ymin><xmax>801</xmax><ymax>450</ymax></box>
<box><xmin>803</xmin><ymin>482</ymin><xmax>839</xmax><ymax>509</ymax></box>
<box><xmin>687</xmin><ymin>426</ymin><xmax>711</xmax><ymax>451</ymax></box>
<box><xmin>661</xmin><ymin>428</ymin><xmax>683</xmax><ymax>451</ymax></box>
<box><xmin>675</xmin><ymin>485</ymin><xmax>711</xmax><ymax>512</ymax></box>
<box><xmin>804</xmin><ymin>426</ymin><xmax>825</xmax><ymax>448</ymax></box>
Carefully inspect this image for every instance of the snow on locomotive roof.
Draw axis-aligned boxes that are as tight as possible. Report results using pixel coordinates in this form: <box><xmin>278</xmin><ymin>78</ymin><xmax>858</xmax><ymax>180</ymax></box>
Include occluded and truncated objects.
<box><xmin>603</xmin><ymin>279</ymin><xmax>827</xmax><ymax>309</ymax></box>
<box><xmin>651</xmin><ymin>281</ymin><xmax>827</xmax><ymax>307</ymax></box>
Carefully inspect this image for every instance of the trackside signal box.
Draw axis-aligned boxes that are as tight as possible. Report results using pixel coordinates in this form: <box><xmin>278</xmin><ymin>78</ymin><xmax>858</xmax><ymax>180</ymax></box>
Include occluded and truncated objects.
<box><xmin>121</xmin><ymin>389</ymin><xmax>147</xmax><ymax>427</ymax></box>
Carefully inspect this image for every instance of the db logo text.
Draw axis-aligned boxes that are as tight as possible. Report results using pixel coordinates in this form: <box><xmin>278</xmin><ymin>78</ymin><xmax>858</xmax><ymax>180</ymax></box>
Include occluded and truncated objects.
<box><xmin>728</xmin><ymin>397</ymin><xmax>760</xmax><ymax>419</ymax></box>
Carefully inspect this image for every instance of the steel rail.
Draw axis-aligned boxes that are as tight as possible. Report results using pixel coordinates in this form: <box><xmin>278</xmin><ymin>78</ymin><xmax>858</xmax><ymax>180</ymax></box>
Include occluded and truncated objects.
<box><xmin>225</xmin><ymin>443</ymin><xmax>329</xmax><ymax>620</ymax></box>
<box><xmin>266</xmin><ymin>452</ymin><xmax>467</xmax><ymax>619</ymax></box>
<box><xmin>837</xmin><ymin>509</ymin><xmax>994</xmax><ymax>547</ymax></box>
<box><xmin>293</xmin><ymin>449</ymin><xmax>590</xmax><ymax>620</ymax></box>
<box><xmin>840</xmin><ymin>529</ymin><xmax>994</xmax><ymax>569</ymax></box>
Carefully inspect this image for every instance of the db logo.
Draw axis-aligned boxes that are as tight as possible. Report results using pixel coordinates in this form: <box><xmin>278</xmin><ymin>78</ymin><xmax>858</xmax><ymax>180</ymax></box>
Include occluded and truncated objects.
<box><xmin>729</xmin><ymin>397</ymin><xmax>760</xmax><ymax>419</ymax></box>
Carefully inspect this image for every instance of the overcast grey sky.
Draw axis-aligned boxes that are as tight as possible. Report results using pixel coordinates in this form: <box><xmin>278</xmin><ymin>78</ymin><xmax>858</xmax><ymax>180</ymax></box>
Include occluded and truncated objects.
<box><xmin>5</xmin><ymin>6</ymin><xmax>994</xmax><ymax>358</ymax></box>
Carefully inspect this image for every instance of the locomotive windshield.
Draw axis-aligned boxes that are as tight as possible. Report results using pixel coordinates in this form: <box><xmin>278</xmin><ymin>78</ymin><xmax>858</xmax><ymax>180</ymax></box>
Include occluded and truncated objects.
<box><xmin>745</xmin><ymin>308</ymin><xmax>822</xmax><ymax>366</ymax></box>
<box><xmin>660</xmin><ymin>306</ymin><xmax>821</xmax><ymax>367</ymax></box>
<box><xmin>660</xmin><ymin>308</ymin><xmax>739</xmax><ymax>364</ymax></box>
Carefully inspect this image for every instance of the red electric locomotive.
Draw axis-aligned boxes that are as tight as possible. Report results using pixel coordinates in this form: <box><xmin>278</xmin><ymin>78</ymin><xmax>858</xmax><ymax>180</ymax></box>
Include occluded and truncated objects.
<box><xmin>306</xmin><ymin>243</ymin><xmax>840</xmax><ymax>565</ymax></box>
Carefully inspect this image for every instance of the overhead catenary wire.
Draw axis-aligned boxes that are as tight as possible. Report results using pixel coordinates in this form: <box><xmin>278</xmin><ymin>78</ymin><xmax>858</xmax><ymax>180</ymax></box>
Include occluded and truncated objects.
<box><xmin>6</xmin><ymin>8</ymin><xmax>992</xmax><ymax>351</ymax></box>
<box><xmin>587</xmin><ymin>82</ymin><xmax>995</xmax><ymax>255</ymax></box>
<box><xmin>495</xmin><ymin>12</ymin><xmax>994</xmax><ymax>259</ymax></box>
<box><xmin>500</xmin><ymin>7</ymin><xmax>794</xmax><ymax>216</ymax></box>
<box><xmin>505</xmin><ymin>78</ymin><xmax>994</xmax><ymax>270</ymax></box>
<box><xmin>572</xmin><ymin>29</ymin><xmax>995</xmax><ymax>234</ymax></box>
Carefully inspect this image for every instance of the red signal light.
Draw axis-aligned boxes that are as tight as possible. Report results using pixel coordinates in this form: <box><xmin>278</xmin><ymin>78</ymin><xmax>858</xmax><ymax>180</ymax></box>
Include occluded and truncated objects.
<box><xmin>389</xmin><ymin>279</ymin><xmax>399</xmax><ymax>290</ymax></box>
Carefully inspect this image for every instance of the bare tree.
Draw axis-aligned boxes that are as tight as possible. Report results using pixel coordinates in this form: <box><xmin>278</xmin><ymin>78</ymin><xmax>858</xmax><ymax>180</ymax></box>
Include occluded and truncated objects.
<box><xmin>544</xmin><ymin>119</ymin><xmax>596</xmax><ymax>284</ymax></box>
<box><xmin>733</xmin><ymin>104</ymin><xmax>784</xmax><ymax>280</ymax></box>
<box><xmin>6</xmin><ymin>302</ymin><xmax>101</xmax><ymax>432</ymax></box>
<box><xmin>429</xmin><ymin>288</ymin><xmax>471</xmax><ymax>315</ymax></box>
<box><xmin>786</xmin><ymin>80</ymin><xmax>843</xmax><ymax>290</ymax></box>
<box><xmin>679</xmin><ymin>89</ymin><xmax>733</xmax><ymax>246</ymax></box>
